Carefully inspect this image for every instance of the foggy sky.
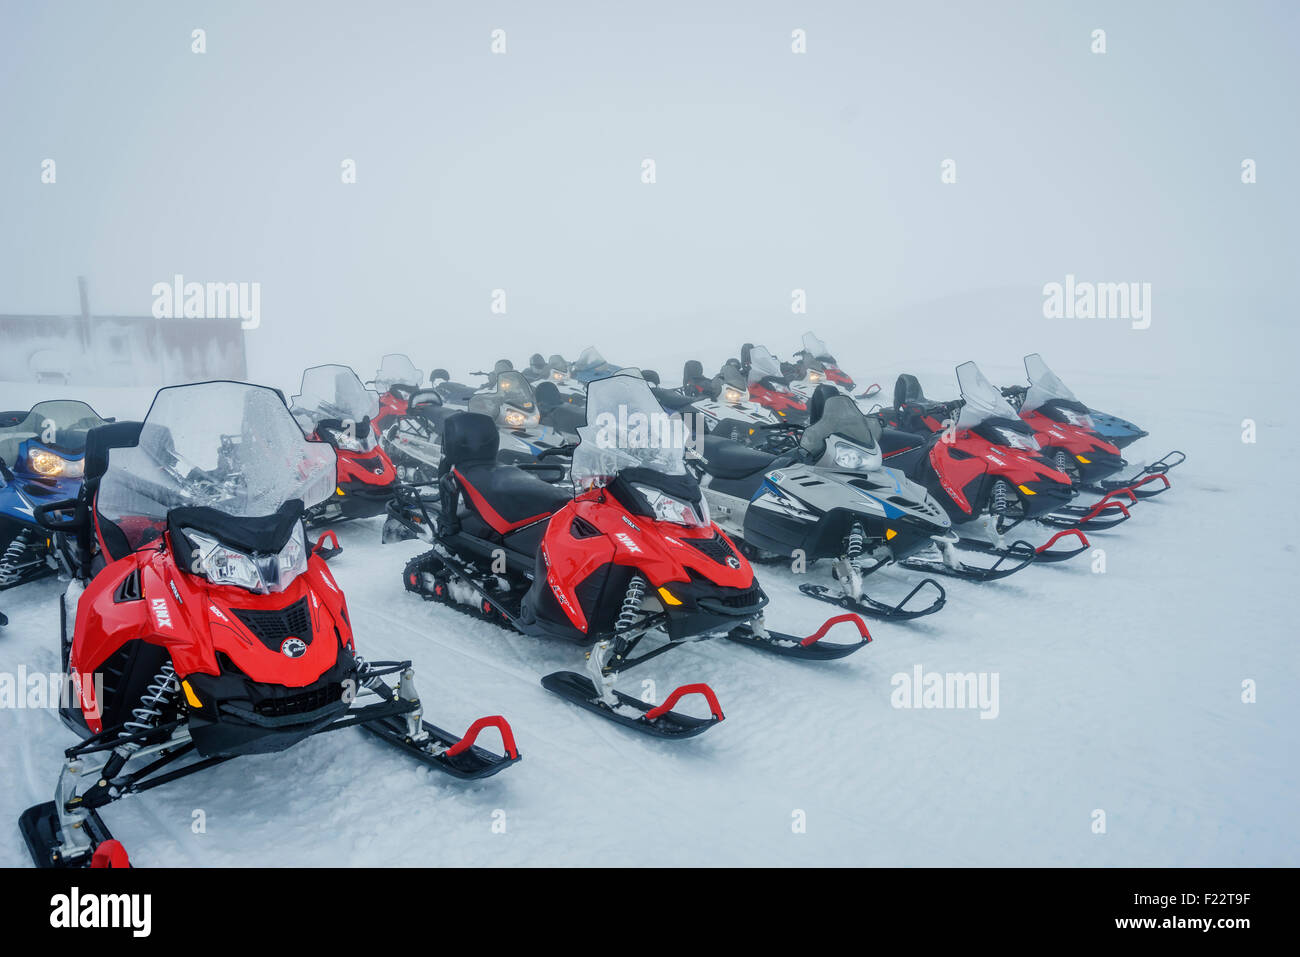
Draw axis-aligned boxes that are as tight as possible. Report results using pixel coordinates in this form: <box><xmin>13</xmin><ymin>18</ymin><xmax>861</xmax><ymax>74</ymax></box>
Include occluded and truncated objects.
<box><xmin>2</xmin><ymin>0</ymin><xmax>1296</xmax><ymax>388</ymax></box>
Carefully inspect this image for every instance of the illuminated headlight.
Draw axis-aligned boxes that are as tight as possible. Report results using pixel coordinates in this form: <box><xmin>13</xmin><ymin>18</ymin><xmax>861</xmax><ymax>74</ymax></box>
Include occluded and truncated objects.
<box><xmin>992</xmin><ymin>427</ymin><xmax>1039</xmax><ymax>451</ymax></box>
<box><xmin>808</xmin><ymin>371</ymin><xmax>823</xmax><ymax>383</ymax></box>
<box><xmin>551</xmin><ymin>370</ymin><xmax>566</xmax><ymax>381</ymax></box>
<box><xmin>504</xmin><ymin>408</ymin><xmax>527</xmax><ymax>428</ymax></box>
<box><xmin>184</xmin><ymin>523</ymin><xmax>309</xmax><ymax>595</ymax></box>
<box><xmin>28</xmin><ymin>450</ymin><xmax>83</xmax><ymax>478</ymax></box>
<box><xmin>633</xmin><ymin>484</ymin><xmax>710</xmax><ymax>528</ymax></box>
<box><xmin>1060</xmin><ymin>408</ymin><xmax>1095</xmax><ymax>429</ymax></box>
<box><xmin>722</xmin><ymin>386</ymin><xmax>745</xmax><ymax>403</ymax></box>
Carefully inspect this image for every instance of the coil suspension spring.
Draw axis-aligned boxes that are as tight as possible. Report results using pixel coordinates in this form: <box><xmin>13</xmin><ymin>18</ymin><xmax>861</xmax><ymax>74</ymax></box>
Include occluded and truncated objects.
<box><xmin>0</xmin><ymin>528</ymin><xmax>35</xmax><ymax>584</ymax></box>
<box><xmin>616</xmin><ymin>574</ymin><xmax>647</xmax><ymax>633</ymax></box>
<box><xmin>121</xmin><ymin>662</ymin><xmax>180</xmax><ymax>737</ymax></box>
<box><xmin>991</xmin><ymin>479</ymin><xmax>1009</xmax><ymax>515</ymax></box>
<box><xmin>845</xmin><ymin>522</ymin><xmax>865</xmax><ymax>560</ymax></box>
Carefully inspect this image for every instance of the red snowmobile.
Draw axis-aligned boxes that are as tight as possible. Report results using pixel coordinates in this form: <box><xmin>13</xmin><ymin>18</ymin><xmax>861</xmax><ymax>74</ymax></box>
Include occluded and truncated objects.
<box><xmin>742</xmin><ymin>345</ymin><xmax>810</xmax><ymax>425</ymax></box>
<box><xmin>290</xmin><ymin>364</ymin><xmax>399</xmax><ymax>525</ymax></box>
<box><xmin>387</xmin><ymin>370</ymin><xmax>870</xmax><ymax>738</ymax></box>
<box><xmin>20</xmin><ymin>381</ymin><xmax>519</xmax><ymax>868</ymax></box>
<box><xmin>870</xmin><ymin>362</ymin><xmax>1128</xmax><ymax>581</ymax></box>
<box><xmin>1001</xmin><ymin>354</ymin><xmax>1180</xmax><ymax>500</ymax></box>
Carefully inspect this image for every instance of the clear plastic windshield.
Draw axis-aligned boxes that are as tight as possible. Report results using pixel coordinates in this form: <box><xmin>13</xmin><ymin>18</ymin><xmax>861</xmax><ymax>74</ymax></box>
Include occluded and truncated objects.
<box><xmin>291</xmin><ymin>365</ymin><xmax>381</xmax><ymax>428</ymax></box>
<box><xmin>955</xmin><ymin>361</ymin><xmax>1021</xmax><ymax>429</ymax></box>
<box><xmin>1021</xmin><ymin>354</ymin><xmax>1079</xmax><ymax>413</ymax></box>
<box><xmin>546</xmin><ymin>354</ymin><xmax>570</xmax><ymax>376</ymax></box>
<box><xmin>0</xmin><ymin>400</ymin><xmax>107</xmax><ymax>463</ymax></box>
<box><xmin>97</xmin><ymin>382</ymin><xmax>337</xmax><ymax>551</ymax></box>
<box><xmin>574</xmin><ymin>346</ymin><xmax>606</xmax><ymax>372</ymax></box>
<box><xmin>801</xmin><ymin>332</ymin><xmax>834</xmax><ymax>363</ymax></box>
<box><xmin>375</xmin><ymin>354</ymin><xmax>423</xmax><ymax>392</ymax></box>
<box><xmin>716</xmin><ymin>363</ymin><xmax>749</xmax><ymax>401</ymax></box>
<box><xmin>800</xmin><ymin>395</ymin><xmax>881</xmax><ymax>457</ymax></box>
<box><xmin>572</xmin><ymin>371</ymin><xmax>688</xmax><ymax>492</ymax></box>
<box><xmin>469</xmin><ymin>371</ymin><xmax>540</xmax><ymax>428</ymax></box>
<box><xmin>747</xmin><ymin>346</ymin><xmax>785</xmax><ymax>385</ymax></box>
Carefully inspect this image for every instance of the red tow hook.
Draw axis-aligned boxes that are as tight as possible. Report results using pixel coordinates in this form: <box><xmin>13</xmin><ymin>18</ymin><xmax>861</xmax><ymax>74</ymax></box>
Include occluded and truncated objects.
<box><xmin>645</xmin><ymin>684</ymin><xmax>724</xmax><ymax>722</ymax></box>
<box><xmin>1130</xmin><ymin>473</ymin><xmax>1172</xmax><ymax>492</ymax></box>
<box><xmin>1037</xmin><ymin>528</ymin><xmax>1089</xmax><ymax>554</ymax></box>
<box><xmin>801</xmin><ymin>613</ymin><xmax>872</xmax><ymax>647</ymax></box>
<box><xmin>90</xmin><ymin>839</ymin><xmax>131</xmax><ymax>868</ymax></box>
<box><xmin>445</xmin><ymin>715</ymin><xmax>519</xmax><ymax>760</ymax></box>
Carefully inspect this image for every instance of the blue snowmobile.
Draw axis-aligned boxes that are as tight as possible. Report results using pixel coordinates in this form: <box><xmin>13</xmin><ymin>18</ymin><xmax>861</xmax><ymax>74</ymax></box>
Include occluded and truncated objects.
<box><xmin>0</xmin><ymin>399</ymin><xmax>111</xmax><ymax>590</ymax></box>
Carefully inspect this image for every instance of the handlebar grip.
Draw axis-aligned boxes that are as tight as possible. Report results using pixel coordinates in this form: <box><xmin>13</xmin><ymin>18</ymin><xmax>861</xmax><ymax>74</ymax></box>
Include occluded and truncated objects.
<box><xmin>32</xmin><ymin>497</ymin><xmax>84</xmax><ymax>531</ymax></box>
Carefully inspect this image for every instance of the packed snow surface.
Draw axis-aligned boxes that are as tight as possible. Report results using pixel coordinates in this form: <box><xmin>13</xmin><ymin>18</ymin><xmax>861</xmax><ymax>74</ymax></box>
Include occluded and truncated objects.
<box><xmin>0</xmin><ymin>359</ymin><xmax>1295</xmax><ymax>867</ymax></box>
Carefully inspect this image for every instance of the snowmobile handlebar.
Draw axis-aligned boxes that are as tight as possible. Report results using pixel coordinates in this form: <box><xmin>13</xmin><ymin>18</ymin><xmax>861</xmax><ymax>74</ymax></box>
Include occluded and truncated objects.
<box><xmin>32</xmin><ymin>496</ymin><xmax>85</xmax><ymax>532</ymax></box>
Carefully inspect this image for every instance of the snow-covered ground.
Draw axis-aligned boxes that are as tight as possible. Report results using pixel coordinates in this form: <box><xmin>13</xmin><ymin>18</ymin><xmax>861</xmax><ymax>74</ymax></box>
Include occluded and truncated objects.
<box><xmin>0</xmin><ymin>358</ymin><xmax>1296</xmax><ymax>868</ymax></box>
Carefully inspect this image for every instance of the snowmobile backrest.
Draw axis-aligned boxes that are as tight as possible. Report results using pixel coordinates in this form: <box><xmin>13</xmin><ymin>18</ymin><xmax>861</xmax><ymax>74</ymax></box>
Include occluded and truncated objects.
<box><xmin>683</xmin><ymin>360</ymin><xmax>704</xmax><ymax>385</ymax></box>
<box><xmin>534</xmin><ymin>381</ymin><xmax>563</xmax><ymax>414</ymax></box>
<box><xmin>84</xmin><ymin>421</ymin><xmax>144</xmax><ymax>487</ymax></box>
<box><xmin>439</xmin><ymin>412</ymin><xmax>500</xmax><ymax>477</ymax></box>
<box><xmin>493</xmin><ymin>359</ymin><xmax>514</xmax><ymax>374</ymax></box>
<box><xmin>894</xmin><ymin>374</ymin><xmax>925</xmax><ymax>410</ymax></box>
<box><xmin>430</xmin><ymin>368</ymin><xmax>449</xmax><ymax>383</ymax></box>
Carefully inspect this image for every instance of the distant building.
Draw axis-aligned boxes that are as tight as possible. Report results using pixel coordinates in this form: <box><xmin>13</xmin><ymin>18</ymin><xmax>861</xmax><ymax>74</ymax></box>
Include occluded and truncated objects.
<box><xmin>0</xmin><ymin>313</ymin><xmax>247</xmax><ymax>386</ymax></box>
<box><xmin>0</xmin><ymin>278</ymin><xmax>247</xmax><ymax>386</ymax></box>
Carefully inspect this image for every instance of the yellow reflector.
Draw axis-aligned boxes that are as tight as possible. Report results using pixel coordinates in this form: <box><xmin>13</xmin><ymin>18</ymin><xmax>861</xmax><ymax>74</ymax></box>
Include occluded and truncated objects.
<box><xmin>1076</xmin><ymin>455</ymin><xmax>1091</xmax><ymax>464</ymax></box>
<box><xmin>336</xmin><ymin>486</ymin><xmax>345</xmax><ymax>495</ymax></box>
<box><xmin>1018</xmin><ymin>484</ymin><xmax>1036</xmax><ymax>495</ymax></box>
<box><xmin>748</xmin><ymin>428</ymin><xmax>755</xmax><ymax>435</ymax></box>
<box><xmin>657</xmin><ymin>587</ymin><xmax>682</xmax><ymax>606</ymax></box>
<box><xmin>181</xmin><ymin>680</ymin><xmax>203</xmax><ymax>709</ymax></box>
<box><xmin>885</xmin><ymin>528</ymin><xmax>897</xmax><ymax>540</ymax></box>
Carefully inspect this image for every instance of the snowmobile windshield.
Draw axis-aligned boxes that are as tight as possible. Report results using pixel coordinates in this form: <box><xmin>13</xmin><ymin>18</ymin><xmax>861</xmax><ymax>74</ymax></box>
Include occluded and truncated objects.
<box><xmin>375</xmin><ymin>354</ymin><xmax>423</xmax><ymax>392</ymax></box>
<box><xmin>546</xmin><ymin>354</ymin><xmax>570</xmax><ymax>378</ymax></box>
<box><xmin>0</xmin><ymin>400</ymin><xmax>107</xmax><ymax>464</ymax></box>
<box><xmin>747</xmin><ymin>346</ymin><xmax>786</xmax><ymax>387</ymax></box>
<box><xmin>97</xmin><ymin>382</ymin><xmax>337</xmax><ymax>551</ymax></box>
<box><xmin>469</xmin><ymin>371</ymin><xmax>540</xmax><ymax>429</ymax></box>
<box><xmin>572</xmin><ymin>370</ymin><xmax>690</xmax><ymax>492</ymax></box>
<box><xmin>716</xmin><ymin>364</ymin><xmax>749</xmax><ymax>402</ymax></box>
<box><xmin>574</xmin><ymin>346</ymin><xmax>607</xmax><ymax>372</ymax></box>
<box><xmin>800</xmin><ymin>395</ymin><xmax>882</xmax><ymax>465</ymax></box>
<box><xmin>801</xmin><ymin>332</ymin><xmax>836</xmax><ymax>363</ymax></box>
<box><xmin>1021</xmin><ymin>354</ymin><xmax>1091</xmax><ymax>426</ymax></box>
<box><xmin>291</xmin><ymin>365</ymin><xmax>381</xmax><ymax>428</ymax></box>
<box><xmin>955</xmin><ymin>361</ymin><xmax>1021</xmax><ymax>430</ymax></box>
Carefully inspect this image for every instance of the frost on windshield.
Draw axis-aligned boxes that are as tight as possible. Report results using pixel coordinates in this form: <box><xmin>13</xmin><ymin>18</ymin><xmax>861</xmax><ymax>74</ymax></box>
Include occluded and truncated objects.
<box><xmin>291</xmin><ymin>365</ymin><xmax>380</xmax><ymax>428</ymax></box>
<box><xmin>97</xmin><ymin>382</ymin><xmax>336</xmax><ymax>550</ymax></box>
<box><xmin>571</xmin><ymin>371</ymin><xmax>689</xmax><ymax>491</ymax></box>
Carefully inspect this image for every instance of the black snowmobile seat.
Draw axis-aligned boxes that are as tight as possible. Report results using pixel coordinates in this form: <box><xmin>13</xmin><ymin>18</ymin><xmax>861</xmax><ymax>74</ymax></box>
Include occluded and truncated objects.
<box><xmin>699</xmin><ymin>434</ymin><xmax>778</xmax><ymax>480</ymax></box>
<box><xmin>442</xmin><ymin>412</ymin><xmax>570</xmax><ymax>532</ymax></box>
<box><xmin>652</xmin><ymin>387</ymin><xmax>697</xmax><ymax>411</ymax></box>
<box><xmin>682</xmin><ymin>360</ymin><xmax>715</xmax><ymax>396</ymax></box>
<box><xmin>808</xmin><ymin>383</ymin><xmax>842</xmax><ymax>425</ymax></box>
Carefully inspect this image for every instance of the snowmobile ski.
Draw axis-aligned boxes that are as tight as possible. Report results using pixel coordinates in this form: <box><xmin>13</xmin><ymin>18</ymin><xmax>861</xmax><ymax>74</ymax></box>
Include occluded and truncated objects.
<box><xmin>725</xmin><ymin>612</ymin><xmax>872</xmax><ymax>659</ymax></box>
<box><xmin>540</xmin><ymin>672</ymin><xmax>724</xmax><ymax>738</ymax></box>
<box><xmin>798</xmin><ymin>578</ymin><xmax>946</xmax><ymax>621</ymax></box>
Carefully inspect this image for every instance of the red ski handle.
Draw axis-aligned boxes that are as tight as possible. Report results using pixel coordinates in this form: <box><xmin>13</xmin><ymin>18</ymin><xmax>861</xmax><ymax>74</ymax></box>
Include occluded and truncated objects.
<box><xmin>446</xmin><ymin>715</ymin><xmax>519</xmax><ymax>760</ymax></box>
<box><xmin>801</xmin><ymin>613</ymin><xmax>872</xmax><ymax>647</ymax></box>
<box><xmin>313</xmin><ymin>530</ymin><xmax>340</xmax><ymax>555</ymax></box>
<box><xmin>1099</xmin><ymin>488</ymin><xmax>1138</xmax><ymax>506</ymax></box>
<box><xmin>1129</xmin><ymin>473</ymin><xmax>1171</xmax><ymax>492</ymax></box>
<box><xmin>645</xmin><ymin>683</ymin><xmax>724</xmax><ymax>722</ymax></box>
<box><xmin>1078</xmin><ymin>499</ymin><xmax>1129</xmax><ymax>524</ymax></box>
<box><xmin>1037</xmin><ymin>528</ymin><xmax>1089</xmax><ymax>553</ymax></box>
<box><xmin>90</xmin><ymin>839</ymin><xmax>131</xmax><ymax>868</ymax></box>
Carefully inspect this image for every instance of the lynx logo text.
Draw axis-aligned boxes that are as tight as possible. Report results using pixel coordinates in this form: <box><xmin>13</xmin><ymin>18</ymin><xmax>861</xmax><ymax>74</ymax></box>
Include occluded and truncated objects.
<box><xmin>50</xmin><ymin>888</ymin><xmax>152</xmax><ymax>937</ymax></box>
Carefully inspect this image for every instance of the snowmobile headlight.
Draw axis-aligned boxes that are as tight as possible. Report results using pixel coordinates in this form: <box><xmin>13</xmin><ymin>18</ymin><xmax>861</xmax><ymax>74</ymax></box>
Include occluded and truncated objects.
<box><xmin>551</xmin><ymin>370</ymin><xmax>566</xmax><ymax>381</ymax></box>
<box><xmin>991</xmin><ymin>427</ymin><xmax>1039</xmax><ymax>452</ymax></box>
<box><xmin>28</xmin><ymin>449</ymin><xmax>81</xmax><ymax>478</ymax></box>
<box><xmin>808</xmin><ymin>371</ymin><xmax>823</xmax><ymax>383</ymax></box>
<box><xmin>322</xmin><ymin>425</ymin><xmax>365</xmax><ymax>453</ymax></box>
<box><xmin>721</xmin><ymin>386</ymin><xmax>745</xmax><ymax>403</ymax></box>
<box><xmin>504</xmin><ymin>408</ymin><xmax>527</xmax><ymax>428</ymax></box>
<box><xmin>632</xmin><ymin>484</ymin><xmax>710</xmax><ymax>528</ymax></box>
<box><xmin>183</xmin><ymin>523</ymin><xmax>309</xmax><ymax>595</ymax></box>
<box><xmin>833</xmin><ymin>443</ymin><xmax>867</xmax><ymax>470</ymax></box>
